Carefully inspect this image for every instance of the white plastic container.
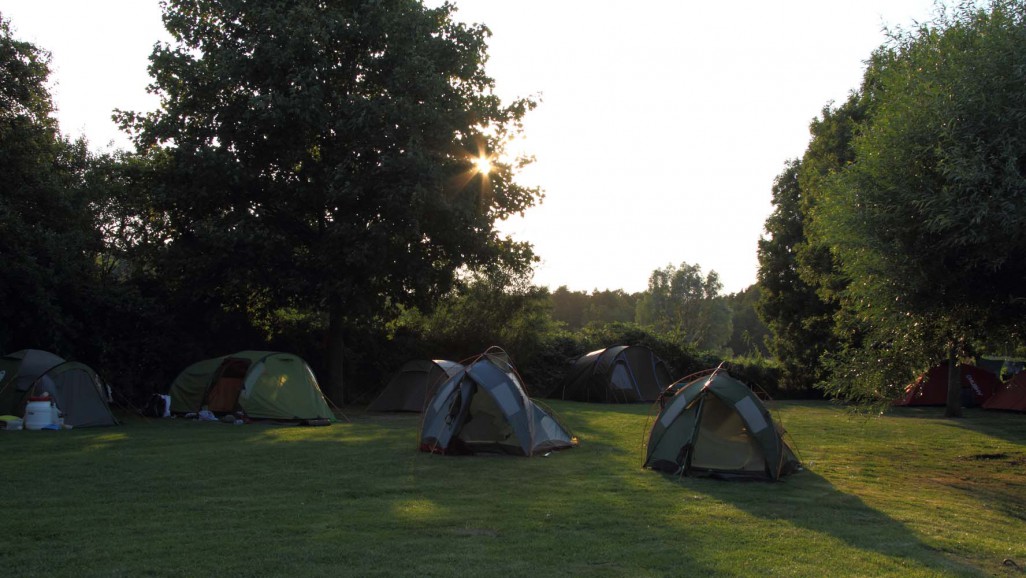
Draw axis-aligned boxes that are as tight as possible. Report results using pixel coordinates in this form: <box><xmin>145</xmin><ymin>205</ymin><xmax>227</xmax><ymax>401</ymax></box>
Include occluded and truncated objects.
<box><xmin>24</xmin><ymin>400</ymin><xmax>54</xmax><ymax>430</ymax></box>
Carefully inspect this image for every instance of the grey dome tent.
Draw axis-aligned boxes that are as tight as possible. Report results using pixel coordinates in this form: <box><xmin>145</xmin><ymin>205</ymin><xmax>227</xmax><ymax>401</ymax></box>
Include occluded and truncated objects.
<box><xmin>0</xmin><ymin>350</ymin><xmax>117</xmax><ymax>427</ymax></box>
<box><xmin>559</xmin><ymin>345</ymin><xmax>673</xmax><ymax>402</ymax></box>
<box><xmin>35</xmin><ymin>362</ymin><xmax>118</xmax><ymax>427</ymax></box>
<box><xmin>645</xmin><ymin>368</ymin><xmax>799</xmax><ymax>480</ymax></box>
<box><xmin>368</xmin><ymin>359</ymin><xmax>463</xmax><ymax>412</ymax></box>
<box><xmin>420</xmin><ymin>348</ymin><xmax>578</xmax><ymax>456</ymax></box>
<box><xmin>0</xmin><ymin>349</ymin><xmax>65</xmax><ymax>415</ymax></box>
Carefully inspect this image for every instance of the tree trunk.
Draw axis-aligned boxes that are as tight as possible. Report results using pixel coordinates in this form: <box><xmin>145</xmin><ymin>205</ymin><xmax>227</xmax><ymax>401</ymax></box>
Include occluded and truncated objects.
<box><xmin>326</xmin><ymin>299</ymin><xmax>346</xmax><ymax>407</ymax></box>
<box><xmin>945</xmin><ymin>347</ymin><xmax>963</xmax><ymax>418</ymax></box>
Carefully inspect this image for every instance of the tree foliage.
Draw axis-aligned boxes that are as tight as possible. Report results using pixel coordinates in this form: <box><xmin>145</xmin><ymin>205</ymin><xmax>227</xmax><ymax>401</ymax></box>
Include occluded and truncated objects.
<box><xmin>757</xmin><ymin>160</ymin><xmax>838</xmax><ymax>389</ymax></box>
<box><xmin>636</xmin><ymin>262</ymin><xmax>731</xmax><ymax>352</ymax></box>
<box><xmin>549</xmin><ymin>286</ymin><xmax>589</xmax><ymax>330</ymax></box>
<box><xmin>723</xmin><ymin>284</ymin><xmax>770</xmax><ymax>358</ymax></box>
<box><xmin>0</xmin><ymin>16</ymin><xmax>99</xmax><ymax>353</ymax></box>
<box><xmin>549</xmin><ymin>286</ymin><xmax>638</xmax><ymax>331</ymax></box>
<box><xmin>811</xmin><ymin>0</ymin><xmax>1026</xmax><ymax>411</ymax></box>
<box><xmin>118</xmin><ymin>0</ymin><xmax>541</xmax><ymax>403</ymax></box>
<box><xmin>0</xmin><ymin>8</ymin><xmax>810</xmax><ymax>408</ymax></box>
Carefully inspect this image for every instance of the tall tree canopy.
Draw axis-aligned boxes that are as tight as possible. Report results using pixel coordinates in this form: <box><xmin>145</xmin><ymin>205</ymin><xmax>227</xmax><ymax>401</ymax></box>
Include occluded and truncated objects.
<box><xmin>757</xmin><ymin>93</ymin><xmax>871</xmax><ymax>391</ymax></box>
<box><xmin>119</xmin><ymin>0</ymin><xmax>541</xmax><ymax>403</ymax></box>
<box><xmin>811</xmin><ymin>0</ymin><xmax>1026</xmax><ymax>413</ymax></box>
<box><xmin>0</xmin><ymin>15</ymin><xmax>98</xmax><ymax>352</ymax></box>
<box><xmin>758</xmin><ymin>160</ymin><xmax>833</xmax><ymax>388</ymax></box>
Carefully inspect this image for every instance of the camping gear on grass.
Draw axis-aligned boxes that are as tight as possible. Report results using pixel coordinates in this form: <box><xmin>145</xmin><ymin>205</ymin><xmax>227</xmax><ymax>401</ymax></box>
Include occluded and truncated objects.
<box><xmin>894</xmin><ymin>363</ymin><xmax>1000</xmax><ymax>407</ymax></box>
<box><xmin>168</xmin><ymin>351</ymin><xmax>335</xmax><ymax>422</ymax></box>
<box><xmin>983</xmin><ymin>372</ymin><xmax>1026</xmax><ymax>412</ymax></box>
<box><xmin>368</xmin><ymin>359</ymin><xmax>463</xmax><ymax>412</ymax></box>
<box><xmin>645</xmin><ymin>368</ymin><xmax>800</xmax><ymax>481</ymax></box>
<box><xmin>558</xmin><ymin>345</ymin><xmax>673</xmax><ymax>403</ymax></box>
<box><xmin>420</xmin><ymin>348</ymin><xmax>578</xmax><ymax>456</ymax></box>
<box><xmin>0</xmin><ymin>350</ymin><xmax>117</xmax><ymax>428</ymax></box>
<box><xmin>23</xmin><ymin>396</ymin><xmax>56</xmax><ymax>430</ymax></box>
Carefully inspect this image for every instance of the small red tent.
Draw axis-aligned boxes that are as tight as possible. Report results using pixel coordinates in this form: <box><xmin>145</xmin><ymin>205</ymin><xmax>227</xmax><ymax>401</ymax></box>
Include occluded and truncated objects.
<box><xmin>983</xmin><ymin>372</ymin><xmax>1026</xmax><ymax>412</ymax></box>
<box><xmin>894</xmin><ymin>363</ymin><xmax>1000</xmax><ymax>407</ymax></box>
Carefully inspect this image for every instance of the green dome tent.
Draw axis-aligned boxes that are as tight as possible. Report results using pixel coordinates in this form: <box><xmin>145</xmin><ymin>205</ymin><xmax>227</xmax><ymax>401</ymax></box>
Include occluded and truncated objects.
<box><xmin>368</xmin><ymin>359</ymin><xmax>463</xmax><ymax>412</ymax></box>
<box><xmin>420</xmin><ymin>348</ymin><xmax>578</xmax><ymax>456</ymax></box>
<box><xmin>645</xmin><ymin>368</ymin><xmax>800</xmax><ymax>481</ymax></box>
<box><xmin>168</xmin><ymin>351</ymin><xmax>336</xmax><ymax>422</ymax></box>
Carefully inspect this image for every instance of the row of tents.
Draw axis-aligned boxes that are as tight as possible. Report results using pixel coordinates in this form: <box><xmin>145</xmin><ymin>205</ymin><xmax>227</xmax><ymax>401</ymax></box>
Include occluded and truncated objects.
<box><xmin>893</xmin><ymin>362</ymin><xmax>1026</xmax><ymax>411</ymax></box>
<box><xmin>371</xmin><ymin>348</ymin><xmax>1026</xmax><ymax>479</ymax></box>
<box><xmin>7</xmin><ymin>344</ymin><xmax>1020</xmax><ymax>482</ymax></box>
<box><xmin>1</xmin><ymin>345</ymin><xmax>800</xmax><ymax>480</ymax></box>
<box><xmin>375</xmin><ymin>349</ymin><xmax>1026</xmax><ymax>414</ymax></box>
<box><xmin>414</xmin><ymin>348</ymin><xmax>800</xmax><ymax>480</ymax></box>
<box><xmin>370</xmin><ymin>345</ymin><xmax>675</xmax><ymax>412</ymax></box>
<box><xmin>0</xmin><ymin>349</ymin><xmax>337</xmax><ymax>428</ymax></box>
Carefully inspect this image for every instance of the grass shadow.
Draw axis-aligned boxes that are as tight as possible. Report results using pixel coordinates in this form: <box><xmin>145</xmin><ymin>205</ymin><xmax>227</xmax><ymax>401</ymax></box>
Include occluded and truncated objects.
<box><xmin>663</xmin><ymin>469</ymin><xmax>981</xmax><ymax>576</ymax></box>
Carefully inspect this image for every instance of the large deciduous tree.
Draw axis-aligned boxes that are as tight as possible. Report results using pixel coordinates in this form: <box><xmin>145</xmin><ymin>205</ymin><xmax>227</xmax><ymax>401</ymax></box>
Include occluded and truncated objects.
<box><xmin>759</xmin><ymin>76</ymin><xmax>874</xmax><ymax>396</ymax></box>
<box><xmin>636</xmin><ymin>262</ymin><xmax>730</xmax><ymax>352</ymax></box>
<box><xmin>758</xmin><ymin>160</ymin><xmax>833</xmax><ymax>388</ymax></box>
<box><xmin>119</xmin><ymin>0</ymin><xmax>540</xmax><ymax>403</ymax></box>
<box><xmin>812</xmin><ymin>0</ymin><xmax>1026</xmax><ymax>415</ymax></box>
<box><xmin>0</xmin><ymin>15</ymin><xmax>98</xmax><ymax>352</ymax></box>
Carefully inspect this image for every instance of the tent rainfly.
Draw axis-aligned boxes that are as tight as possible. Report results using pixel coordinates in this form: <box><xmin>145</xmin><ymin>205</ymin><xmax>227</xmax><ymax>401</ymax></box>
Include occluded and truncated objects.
<box><xmin>893</xmin><ymin>363</ymin><xmax>1000</xmax><ymax>407</ymax></box>
<box><xmin>168</xmin><ymin>351</ymin><xmax>335</xmax><ymax>422</ymax></box>
<box><xmin>645</xmin><ymin>369</ymin><xmax>800</xmax><ymax>481</ymax></box>
<box><xmin>368</xmin><ymin>359</ymin><xmax>463</xmax><ymax>412</ymax></box>
<box><xmin>0</xmin><ymin>350</ymin><xmax>117</xmax><ymax>427</ymax></box>
<box><xmin>983</xmin><ymin>372</ymin><xmax>1026</xmax><ymax>412</ymax></box>
<box><xmin>420</xmin><ymin>348</ymin><xmax>578</xmax><ymax>456</ymax></box>
<box><xmin>558</xmin><ymin>345</ymin><xmax>673</xmax><ymax>403</ymax></box>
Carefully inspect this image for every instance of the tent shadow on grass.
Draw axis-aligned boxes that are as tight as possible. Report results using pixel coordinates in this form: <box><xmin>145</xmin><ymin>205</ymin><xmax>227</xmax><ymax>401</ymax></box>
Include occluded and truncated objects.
<box><xmin>671</xmin><ymin>469</ymin><xmax>980</xmax><ymax>575</ymax></box>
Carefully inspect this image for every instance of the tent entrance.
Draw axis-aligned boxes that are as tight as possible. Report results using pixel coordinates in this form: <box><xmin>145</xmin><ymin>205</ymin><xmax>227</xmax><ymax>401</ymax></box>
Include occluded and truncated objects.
<box><xmin>691</xmin><ymin>394</ymin><xmax>766</xmax><ymax>473</ymax></box>
<box><xmin>454</xmin><ymin>386</ymin><xmax>521</xmax><ymax>455</ymax></box>
<box><xmin>206</xmin><ymin>358</ymin><xmax>251</xmax><ymax>413</ymax></box>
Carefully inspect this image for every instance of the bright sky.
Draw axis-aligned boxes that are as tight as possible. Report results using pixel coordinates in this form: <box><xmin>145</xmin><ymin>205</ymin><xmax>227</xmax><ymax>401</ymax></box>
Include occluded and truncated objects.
<box><xmin>3</xmin><ymin>0</ymin><xmax>940</xmax><ymax>294</ymax></box>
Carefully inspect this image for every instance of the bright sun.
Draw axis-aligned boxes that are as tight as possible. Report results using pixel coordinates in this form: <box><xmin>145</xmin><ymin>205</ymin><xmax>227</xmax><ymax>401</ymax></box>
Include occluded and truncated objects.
<box><xmin>473</xmin><ymin>156</ymin><xmax>492</xmax><ymax>175</ymax></box>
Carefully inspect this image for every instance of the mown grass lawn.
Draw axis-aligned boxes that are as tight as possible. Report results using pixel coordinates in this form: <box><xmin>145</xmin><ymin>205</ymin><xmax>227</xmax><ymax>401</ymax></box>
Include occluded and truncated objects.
<box><xmin>2</xmin><ymin>400</ymin><xmax>1024</xmax><ymax>577</ymax></box>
